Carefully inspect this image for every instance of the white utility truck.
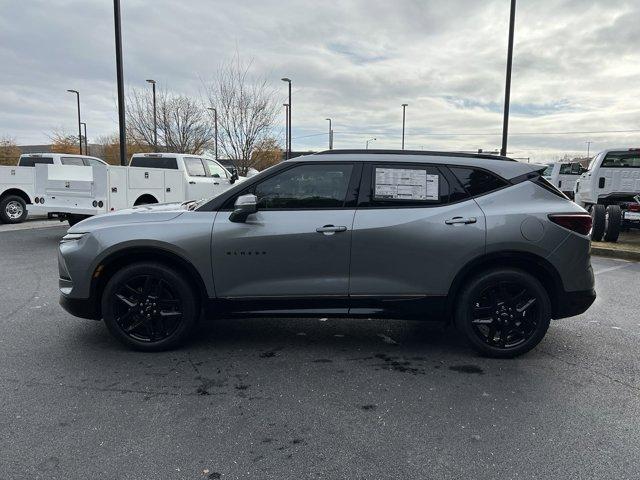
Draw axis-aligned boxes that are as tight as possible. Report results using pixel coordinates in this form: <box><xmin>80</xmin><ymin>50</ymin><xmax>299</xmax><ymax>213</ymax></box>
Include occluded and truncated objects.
<box><xmin>574</xmin><ymin>148</ymin><xmax>640</xmax><ymax>242</ymax></box>
<box><xmin>0</xmin><ymin>153</ymin><xmax>106</xmax><ymax>223</ymax></box>
<box><xmin>35</xmin><ymin>152</ymin><xmax>242</xmax><ymax>225</ymax></box>
<box><xmin>542</xmin><ymin>161</ymin><xmax>585</xmax><ymax>199</ymax></box>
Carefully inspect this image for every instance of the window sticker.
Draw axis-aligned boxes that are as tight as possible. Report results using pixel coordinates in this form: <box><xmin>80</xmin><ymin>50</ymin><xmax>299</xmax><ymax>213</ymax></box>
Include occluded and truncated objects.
<box><xmin>374</xmin><ymin>168</ymin><xmax>439</xmax><ymax>200</ymax></box>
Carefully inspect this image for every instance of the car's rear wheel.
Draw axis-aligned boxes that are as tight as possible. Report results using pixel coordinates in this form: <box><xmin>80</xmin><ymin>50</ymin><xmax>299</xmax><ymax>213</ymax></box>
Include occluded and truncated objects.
<box><xmin>604</xmin><ymin>205</ymin><xmax>622</xmax><ymax>242</ymax></box>
<box><xmin>590</xmin><ymin>204</ymin><xmax>605</xmax><ymax>241</ymax></box>
<box><xmin>455</xmin><ymin>268</ymin><xmax>551</xmax><ymax>358</ymax></box>
<box><xmin>101</xmin><ymin>262</ymin><xmax>198</xmax><ymax>351</ymax></box>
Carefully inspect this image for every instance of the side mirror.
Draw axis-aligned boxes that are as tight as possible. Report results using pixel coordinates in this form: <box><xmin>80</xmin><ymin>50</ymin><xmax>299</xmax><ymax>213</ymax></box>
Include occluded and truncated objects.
<box><xmin>229</xmin><ymin>194</ymin><xmax>257</xmax><ymax>223</ymax></box>
<box><xmin>229</xmin><ymin>168</ymin><xmax>239</xmax><ymax>184</ymax></box>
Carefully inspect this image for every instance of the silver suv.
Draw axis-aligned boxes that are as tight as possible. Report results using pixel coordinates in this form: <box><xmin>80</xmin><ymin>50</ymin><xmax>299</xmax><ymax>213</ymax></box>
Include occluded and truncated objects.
<box><xmin>58</xmin><ymin>150</ymin><xmax>596</xmax><ymax>357</ymax></box>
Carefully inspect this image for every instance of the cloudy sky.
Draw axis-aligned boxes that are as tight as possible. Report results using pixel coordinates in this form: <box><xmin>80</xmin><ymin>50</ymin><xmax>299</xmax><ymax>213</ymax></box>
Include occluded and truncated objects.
<box><xmin>1</xmin><ymin>0</ymin><xmax>639</xmax><ymax>162</ymax></box>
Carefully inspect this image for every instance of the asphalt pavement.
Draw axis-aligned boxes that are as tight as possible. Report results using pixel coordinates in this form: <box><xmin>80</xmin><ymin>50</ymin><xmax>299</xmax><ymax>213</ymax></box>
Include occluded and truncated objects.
<box><xmin>1</xmin><ymin>224</ymin><xmax>639</xmax><ymax>480</ymax></box>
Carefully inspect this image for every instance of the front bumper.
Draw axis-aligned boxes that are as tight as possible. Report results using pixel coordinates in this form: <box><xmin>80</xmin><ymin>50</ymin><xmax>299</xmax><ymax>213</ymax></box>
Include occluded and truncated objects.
<box><xmin>59</xmin><ymin>292</ymin><xmax>100</xmax><ymax>320</ymax></box>
<box><xmin>554</xmin><ymin>288</ymin><xmax>596</xmax><ymax>319</ymax></box>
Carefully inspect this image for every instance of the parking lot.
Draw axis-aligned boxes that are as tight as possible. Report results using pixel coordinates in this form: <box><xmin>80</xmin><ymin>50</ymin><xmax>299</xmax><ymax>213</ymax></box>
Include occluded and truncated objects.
<box><xmin>1</xmin><ymin>222</ymin><xmax>640</xmax><ymax>480</ymax></box>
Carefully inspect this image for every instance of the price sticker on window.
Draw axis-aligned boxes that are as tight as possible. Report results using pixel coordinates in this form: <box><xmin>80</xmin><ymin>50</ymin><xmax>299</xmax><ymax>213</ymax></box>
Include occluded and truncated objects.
<box><xmin>374</xmin><ymin>168</ymin><xmax>439</xmax><ymax>200</ymax></box>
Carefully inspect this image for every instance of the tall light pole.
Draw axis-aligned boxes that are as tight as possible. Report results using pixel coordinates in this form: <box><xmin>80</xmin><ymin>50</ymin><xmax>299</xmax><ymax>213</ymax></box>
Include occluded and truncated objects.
<box><xmin>281</xmin><ymin>78</ymin><xmax>291</xmax><ymax>159</ymax></box>
<box><xmin>500</xmin><ymin>0</ymin><xmax>517</xmax><ymax>157</ymax></box>
<box><xmin>146</xmin><ymin>79</ymin><xmax>157</xmax><ymax>150</ymax></box>
<box><xmin>283</xmin><ymin>104</ymin><xmax>289</xmax><ymax>157</ymax></box>
<box><xmin>586</xmin><ymin>140</ymin><xmax>592</xmax><ymax>158</ymax></box>
<box><xmin>325</xmin><ymin>118</ymin><xmax>332</xmax><ymax>149</ymax></box>
<box><xmin>81</xmin><ymin>122</ymin><xmax>88</xmax><ymax>155</ymax></box>
<box><xmin>67</xmin><ymin>89</ymin><xmax>82</xmax><ymax>154</ymax></box>
<box><xmin>401</xmin><ymin>103</ymin><xmax>408</xmax><ymax>150</ymax></box>
<box><xmin>207</xmin><ymin>107</ymin><xmax>218</xmax><ymax>160</ymax></box>
<box><xmin>366</xmin><ymin>137</ymin><xmax>376</xmax><ymax>149</ymax></box>
<box><xmin>114</xmin><ymin>0</ymin><xmax>127</xmax><ymax>165</ymax></box>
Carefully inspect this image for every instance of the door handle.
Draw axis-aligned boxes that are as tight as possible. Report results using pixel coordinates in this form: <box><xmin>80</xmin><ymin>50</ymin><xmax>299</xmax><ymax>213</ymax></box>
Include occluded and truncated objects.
<box><xmin>316</xmin><ymin>225</ymin><xmax>347</xmax><ymax>235</ymax></box>
<box><xmin>445</xmin><ymin>217</ymin><xmax>477</xmax><ymax>225</ymax></box>
<box><xmin>213</xmin><ymin>182</ymin><xmax>219</xmax><ymax>185</ymax></box>
<box><xmin>189</xmin><ymin>181</ymin><xmax>196</xmax><ymax>184</ymax></box>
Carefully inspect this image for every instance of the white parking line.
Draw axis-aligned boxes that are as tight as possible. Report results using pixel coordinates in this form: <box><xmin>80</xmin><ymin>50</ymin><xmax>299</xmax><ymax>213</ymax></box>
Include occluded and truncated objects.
<box><xmin>594</xmin><ymin>263</ymin><xmax>633</xmax><ymax>276</ymax></box>
<box><xmin>0</xmin><ymin>219</ymin><xmax>64</xmax><ymax>233</ymax></box>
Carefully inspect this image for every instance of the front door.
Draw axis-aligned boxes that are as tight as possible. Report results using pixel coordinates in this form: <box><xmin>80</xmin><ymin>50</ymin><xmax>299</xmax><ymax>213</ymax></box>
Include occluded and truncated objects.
<box><xmin>203</xmin><ymin>159</ymin><xmax>232</xmax><ymax>197</ymax></box>
<box><xmin>184</xmin><ymin>157</ymin><xmax>215</xmax><ymax>201</ymax></box>
<box><xmin>212</xmin><ymin>162</ymin><xmax>358</xmax><ymax>304</ymax></box>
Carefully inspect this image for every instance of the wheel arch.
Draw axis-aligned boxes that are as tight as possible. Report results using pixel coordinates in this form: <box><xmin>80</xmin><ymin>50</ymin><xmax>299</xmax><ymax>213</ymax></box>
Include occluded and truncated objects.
<box><xmin>133</xmin><ymin>193</ymin><xmax>159</xmax><ymax>206</ymax></box>
<box><xmin>91</xmin><ymin>246</ymin><xmax>208</xmax><ymax>318</ymax></box>
<box><xmin>0</xmin><ymin>188</ymin><xmax>32</xmax><ymax>204</ymax></box>
<box><xmin>446</xmin><ymin>251</ymin><xmax>565</xmax><ymax>321</ymax></box>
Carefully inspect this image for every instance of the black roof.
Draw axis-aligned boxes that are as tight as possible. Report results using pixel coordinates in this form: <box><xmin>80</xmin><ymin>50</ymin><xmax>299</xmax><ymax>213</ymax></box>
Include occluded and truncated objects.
<box><xmin>313</xmin><ymin>149</ymin><xmax>515</xmax><ymax>162</ymax></box>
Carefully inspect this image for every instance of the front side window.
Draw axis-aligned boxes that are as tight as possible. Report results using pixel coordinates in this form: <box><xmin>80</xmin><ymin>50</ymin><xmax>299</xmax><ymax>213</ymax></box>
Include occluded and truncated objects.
<box><xmin>254</xmin><ymin>163</ymin><xmax>353</xmax><ymax>209</ymax></box>
<box><xmin>204</xmin><ymin>160</ymin><xmax>228</xmax><ymax>178</ymax></box>
<box><xmin>184</xmin><ymin>158</ymin><xmax>207</xmax><ymax>177</ymax></box>
<box><xmin>450</xmin><ymin>167</ymin><xmax>508</xmax><ymax>197</ymax></box>
<box><xmin>61</xmin><ymin>157</ymin><xmax>84</xmax><ymax>166</ymax></box>
<box><xmin>601</xmin><ymin>152</ymin><xmax>640</xmax><ymax>168</ymax></box>
<box><xmin>84</xmin><ymin>158</ymin><xmax>105</xmax><ymax>167</ymax></box>
<box><xmin>17</xmin><ymin>156</ymin><xmax>54</xmax><ymax>166</ymax></box>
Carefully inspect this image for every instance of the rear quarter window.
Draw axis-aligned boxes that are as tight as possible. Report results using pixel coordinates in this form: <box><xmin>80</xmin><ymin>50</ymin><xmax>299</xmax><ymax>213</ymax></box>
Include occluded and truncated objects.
<box><xmin>129</xmin><ymin>157</ymin><xmax>178</xmax><ymax>169</ymax></box>
<box><xmin>449</xmin><ymin>167</ymin><xmax>509</xmax><ymax>197</ymax></box>
<box><xmin>18</xmin><ymin>157</ymin><xmax>54</xmax><ymax>167</ymax></box>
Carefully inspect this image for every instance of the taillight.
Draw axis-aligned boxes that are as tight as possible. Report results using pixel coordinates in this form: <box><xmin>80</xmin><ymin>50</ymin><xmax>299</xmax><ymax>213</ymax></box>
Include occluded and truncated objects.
<box><xmin>548</xmin><ymin>213</ymin><xmax>592</xmax><ymax>236</ymax></box>
<box><xmin>627</xmin><ymin>204</ymin><xmax>640</xmax><ymax>212</ymax></box>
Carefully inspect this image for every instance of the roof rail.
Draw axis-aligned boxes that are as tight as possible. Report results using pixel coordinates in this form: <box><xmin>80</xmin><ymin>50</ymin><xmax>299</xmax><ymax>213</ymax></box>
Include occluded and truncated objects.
<box><xmin>313</xmin><ymin>149</ymin><xmax>515</xmax><ymax>162</ymax></box>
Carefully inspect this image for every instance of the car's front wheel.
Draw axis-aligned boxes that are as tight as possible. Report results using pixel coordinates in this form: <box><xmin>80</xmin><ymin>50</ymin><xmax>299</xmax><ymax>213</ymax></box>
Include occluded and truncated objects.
<box><xmin>101</xmin><ymin>262</ymin><xmax>199</xmax><ymax>351</ymax></box>
<box><xmin>455</xmin><ymin>268</ymin><xmax>551</xmax><ymax>358</ymax></box>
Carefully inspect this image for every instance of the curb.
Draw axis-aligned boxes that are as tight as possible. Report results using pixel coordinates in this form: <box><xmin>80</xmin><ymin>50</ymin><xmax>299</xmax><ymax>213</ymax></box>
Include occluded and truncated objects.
<box><xmin>591</xmin><ymin>245</ymin><xmax>640</xmax><ymax>262</ymax></box>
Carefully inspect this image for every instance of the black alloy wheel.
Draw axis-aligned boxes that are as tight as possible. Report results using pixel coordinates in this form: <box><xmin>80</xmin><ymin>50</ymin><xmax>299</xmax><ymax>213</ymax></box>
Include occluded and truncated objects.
<box><xmin>456</xmin><ymin>268</ymin><xmax>551</xmax><ymax>358</ymax></box>
<box><xmin>102</xmin><ymin>262</ymin><xmax>198</xmax><ymax>351</ymax></box>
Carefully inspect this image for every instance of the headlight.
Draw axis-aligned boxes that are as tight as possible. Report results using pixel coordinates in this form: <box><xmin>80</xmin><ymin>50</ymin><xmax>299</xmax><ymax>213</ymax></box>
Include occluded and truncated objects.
<box><xmin>61</xmin><ymin>233</ymin><xmax>86</xmax><ymax>243</ymax></box>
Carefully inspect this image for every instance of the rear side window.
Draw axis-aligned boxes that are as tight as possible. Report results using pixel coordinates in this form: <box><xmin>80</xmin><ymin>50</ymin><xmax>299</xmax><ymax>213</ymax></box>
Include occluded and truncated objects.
<box><xmin>129</xmin><ymin>156</ymin><xmax>178</xmax><ymax>169</ymax></box>
<box><xmin>601</xmin><ymin>152</ymin><xmax>640</xmax><ymax>168</ymax></box>
<box><xmin>184</xmin><ymin>158</ymin><xmax>207</xmax><ymax>177</ymax></box>
<box><xmin>450</xmin><ymin>167</ymin><xmax>508</xmax><ymax>197</ymax></box>
<box><xmin>61</xmin><ymin>157</ymin><xmax>84</xmax><ymax>166</ymax></box>
<box><xmin>18</xmin><ymin>156</ymin><xmax>54</xmax><ymax>167</ymax></box>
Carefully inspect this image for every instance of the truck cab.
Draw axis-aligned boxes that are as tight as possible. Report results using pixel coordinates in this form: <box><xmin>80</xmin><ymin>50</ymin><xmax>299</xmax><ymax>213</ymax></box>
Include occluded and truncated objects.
<box><xmin>542</xmin><ymin>162</ymin><xmax>584</xmax><ymax>199</ymax></box>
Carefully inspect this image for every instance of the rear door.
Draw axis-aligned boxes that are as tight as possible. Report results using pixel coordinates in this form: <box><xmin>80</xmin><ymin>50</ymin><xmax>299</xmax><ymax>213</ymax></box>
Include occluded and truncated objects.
<box><xmin>349</xmin><ymin>162</ymin><xmax>486</xmax><ymax>312</ymax></box>
<box><xmin>212</xmin><ymin>162</ymin><xmax>359</xmax><ymax>303</ymax></box>
<box><xmin>597</xmin><ymin>150</ymin><xmax>640</xmax><ymax>197</ymax></box>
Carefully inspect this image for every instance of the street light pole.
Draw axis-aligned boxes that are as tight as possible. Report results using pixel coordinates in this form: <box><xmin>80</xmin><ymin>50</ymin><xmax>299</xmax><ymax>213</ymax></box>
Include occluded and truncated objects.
<box><xmin>81</xmin><ymin>122</ymin><xmax>88</xmax><ymax>155</ymax></box>
<box><xmin>401</xmin><ymin>103</ymin><xmax>408</xmax><ymax>150</ymax></box>
<box><xmin>283</xmin><ymin>104</ymin><xmax>289</xmax><ymax>157</ymax></box>
<box><xmin>113</xmin><ymin>0</ymin><xmax>127</xmax><ymax>165</ymax></box>
<box><xmin>366</xmin><ymin>137</ymin><xmax>376</xmax><ymax>149</ymax></box>
<box><xmin>207</xmin><ymin>107</ymin><xmax>218</xmax><ymax>160</ymax></box>
<box><xmin>500</xmin><ymin>0</ymin><xmax>517</xmax><ymax>157</ymax></box>
<box><xmin>325</xmin><ymin>118</ymin><xmax>332</xmax><ymax>149</ymax></box>
<box><xmin>281</xmin><ymin>78</ymin><xmax>291</xmax><ymax>159</ymax></box>
<box><xmin>146</xmin><ymin>79</ymin><xmax>157</xmax><ymax>150</ymax></box>
<box><xmin>67</xmin><ymin>89</ymin><xmax>82</xmax><ymax>154</ymax></box>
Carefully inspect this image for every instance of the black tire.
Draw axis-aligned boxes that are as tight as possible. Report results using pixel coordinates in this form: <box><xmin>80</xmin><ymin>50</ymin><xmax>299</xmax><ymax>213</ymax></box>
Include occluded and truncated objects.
<box><xmin>590</xmin><ymin>204</ymin><xmax>605</xmax><ymax>241</ymax></box>
<box><xmin>101</xmin><ymin>262</ymin><xmax>199</xmax><ymax>351</ymax></box>
<box><xmin>67</xmin><ymin>214</ymin><xmax>90</xmax><ymax>227</ymax></box>
<box><xmin>455</xmin><ymin>268</ymin><xmax>552</xmax><ymax>358</ymax></box>
<box><xmin>0</xmin><ymin>195</ymin><xmax>28</xmax><ymax>224</ymax></box>
<box><xmin>604</xmin><ymin>205</ymin><xmax>622</xmax><ymax>242</ymax></box>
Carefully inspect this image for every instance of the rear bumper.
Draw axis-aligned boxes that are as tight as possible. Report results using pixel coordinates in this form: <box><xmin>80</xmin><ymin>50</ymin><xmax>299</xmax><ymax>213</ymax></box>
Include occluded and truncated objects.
<box><xmin>554</xmin><ymin>288</ymin><xmax>596</xmax><ymax>319</ymax></box>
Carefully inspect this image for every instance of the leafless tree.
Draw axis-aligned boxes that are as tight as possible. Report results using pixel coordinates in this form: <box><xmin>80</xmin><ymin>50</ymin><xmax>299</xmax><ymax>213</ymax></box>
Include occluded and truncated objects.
<box><xmin>205</xmin><ymin>54</ymin><xmax>280</xmax><ymax>174</ymax></box>
<box><xmin>126</xmin><ymin>88</ymin><xmax>214</xmax><ymax>154</ymax></box>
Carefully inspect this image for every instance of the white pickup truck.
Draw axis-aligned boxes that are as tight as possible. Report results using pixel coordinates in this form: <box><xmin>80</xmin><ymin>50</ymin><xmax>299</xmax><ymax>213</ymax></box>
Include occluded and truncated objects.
<box><xmin>542</xmin><ymin>161</ymin><xmax>585</xmax><ymax>200</ymax></box>
<box><xmin>0</xmin><ymin>153</ymin><xmax>106</xmax><ymax>223</ymax></box>
<box><xmin>35</xmin><ymin>152</ymin><xmax>243</xmax><ymax>225</ymax></box>
<box><xmin>574</xmin><ymin>148</ymin><xmax>640</xmax><ymax>242</ymax></box>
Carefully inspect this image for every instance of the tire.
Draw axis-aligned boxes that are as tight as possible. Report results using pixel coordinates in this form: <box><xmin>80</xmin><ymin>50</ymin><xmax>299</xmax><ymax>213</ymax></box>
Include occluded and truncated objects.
<box><xmin>0</xmin><ymin>195</ymin><xmax>28</xmax><ymax>224</ymax></box>
<box><xmin>67</xmin><ymin>214</ymin><xmax>90</xmax><ymax>227</ymax></box>
<box><xmin>455</xmin><ymin>268</ymin><xmax>552</xmax><ymax>358</ymax></box>
<box><xmin>101</xmin><ymin>262</ymin><xmax>199</xmax><ymax>351</ymax></box>
<box><xmin>590</xmin><ymin>204</ymin><xmax>606</xmax><ymax>241</ymax></box>
<box><xmin>604</xmin><ymin>205</ymin><xmax>622</xmax><ymax>242</ymax></box>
